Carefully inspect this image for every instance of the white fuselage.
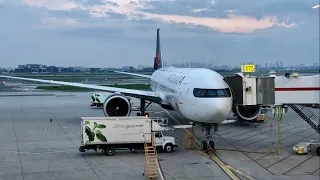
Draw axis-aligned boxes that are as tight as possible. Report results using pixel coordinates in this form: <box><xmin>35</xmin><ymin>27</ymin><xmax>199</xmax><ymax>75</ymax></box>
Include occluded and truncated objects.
<box><xmin>150</xmin><ymin>67</ymin><xmax>233</xmax><ymax>124</ymax></box>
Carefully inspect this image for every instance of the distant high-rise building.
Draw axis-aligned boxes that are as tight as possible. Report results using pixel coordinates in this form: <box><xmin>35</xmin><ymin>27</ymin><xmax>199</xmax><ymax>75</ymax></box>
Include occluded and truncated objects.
<box><xmin>280</xmin><ymin>61</ymin><xmax>283</xmax><ymax>67</ymax></box>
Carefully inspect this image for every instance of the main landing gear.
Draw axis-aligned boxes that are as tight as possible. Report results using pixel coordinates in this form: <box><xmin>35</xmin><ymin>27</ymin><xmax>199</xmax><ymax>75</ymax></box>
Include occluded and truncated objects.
<box><xmin>201</xmin><ymin>123</ymin><xmax>218</xmax><ymax>153</ymax></box>
<box><xmin>136</xmin><ymin>99</ymin><xmax>152</xmax><ymax>117</ymax></box>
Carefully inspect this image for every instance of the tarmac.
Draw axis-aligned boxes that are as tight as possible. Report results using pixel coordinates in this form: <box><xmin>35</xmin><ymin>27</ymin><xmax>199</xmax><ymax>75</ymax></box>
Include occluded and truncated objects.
<box><xmin>0</xmin><ymin>86</ymin><xmax>319</xmax><ymax>180</ymax></box>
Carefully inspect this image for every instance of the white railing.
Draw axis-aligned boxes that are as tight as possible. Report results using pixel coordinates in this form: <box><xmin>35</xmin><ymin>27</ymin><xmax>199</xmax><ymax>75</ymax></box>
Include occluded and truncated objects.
<box><xmin>149</xmin><ymin>117</ymin><xmax>168</xmax><ymax>127</ymax></box>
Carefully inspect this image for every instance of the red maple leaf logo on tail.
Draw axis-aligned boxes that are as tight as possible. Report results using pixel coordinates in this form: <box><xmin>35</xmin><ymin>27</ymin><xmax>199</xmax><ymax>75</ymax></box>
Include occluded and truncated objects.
<box><xmin>155</xmin><ymin>52</ymin><xmax>161</xmax><ymax>66</ymax></box>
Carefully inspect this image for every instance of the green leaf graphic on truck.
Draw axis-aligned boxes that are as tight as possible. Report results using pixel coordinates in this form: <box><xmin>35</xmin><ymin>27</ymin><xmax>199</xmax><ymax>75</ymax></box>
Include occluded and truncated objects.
<box><xmin>84</xmin><ymin>121</ymin><xmax>107</xmax><ymax>142</ymax></box>
<box><xmin>95</xmin><ymin>130</ymin><xmax>107</xmax><ymax>142</ymax></box>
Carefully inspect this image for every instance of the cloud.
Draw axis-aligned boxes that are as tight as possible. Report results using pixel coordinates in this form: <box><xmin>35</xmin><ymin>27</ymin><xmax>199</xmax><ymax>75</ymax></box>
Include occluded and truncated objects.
<box><xmin>224</xmin><ymin>9</ymin><xmax>238</xmax><ymax>13</ymax></box>
<box><xmin>191</xmin><ymin>8</ymin><xmax>210</xmax><ymax>13</ymax></box>
<box><xmin>23</xmin><ymin>0</ymin><xmax>83</xmax><ymax>11</ymax></box>
<box><xmin>1</xmin><ymin>0</ymin><xmax>317</xmax><ymax>69</ymax></box>
<box><xmin>23</xmin><ymin>0</ymin><xmax>297</xmax><ymax>33</ymax></box>
<box><xmin>140</xmin><ymin>13</ymin><xmax>297</xmax><ymax>33</ymax></box>
<box><xmin>32</xmin><ymin>17</ymin><xmax>81</xmax><ymax>29</ymax></box>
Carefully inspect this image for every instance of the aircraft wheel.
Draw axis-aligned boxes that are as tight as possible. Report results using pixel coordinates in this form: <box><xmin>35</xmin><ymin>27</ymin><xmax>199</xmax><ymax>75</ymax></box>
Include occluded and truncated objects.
<box><xmin>201</xmin><ymin>141</ymin><xmax>208</xmax><ymax>150</ymax></box>
<box><xmin>316</xmin><ymin>147</ymin><xmax>320</xmax><ymax>156</ymax></box>
<box><xmin>137</xmin><ymin>112</ymin><xmax>141</xmax><ymax>116</ymax></box>
<box><xmin>209</xmin><ymin>140</ymin><xmax>215</xmax><ymax>150</ymax></box>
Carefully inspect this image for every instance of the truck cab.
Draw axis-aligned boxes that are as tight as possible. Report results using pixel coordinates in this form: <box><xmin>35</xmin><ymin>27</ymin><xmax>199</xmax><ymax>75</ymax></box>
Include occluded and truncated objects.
<box><xmin>154</xmin><ymin>132</ymin><xmax>178</xmax><ymax>153</ymax></box>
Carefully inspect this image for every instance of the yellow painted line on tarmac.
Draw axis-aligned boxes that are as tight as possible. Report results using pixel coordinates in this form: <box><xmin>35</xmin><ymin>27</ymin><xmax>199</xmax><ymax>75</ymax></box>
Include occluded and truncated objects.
<box><xmin>184</xmin><ymin>128</ymin><xmax>241</xmax><ymax>180</ymax></box>
<box><xmin>196</xmin><ymin>150</ymin><xmax>241</xmax><ymax>180</ymax></box>
<box><xmin>185</xmin><ymin>128</ymin><xmax>256</xmax><ymax>180</ymax></box>
<box><xmin>186</xmin><ymin>128</ymin><xmax>256</xmax><ymax>180</ymax></box>
<box><xmin>163</xmin><ymin>109</ymin><xmax>255</xmax><ymax>180</ymax></box>
<box><xmin>225</xmin><ymin>165</ymin><xmax>256</xmax><ymax>180</ymax></box>
<box><xmin>162</xmin><ymin>110</ymin><xmax>240</xmax><ymax>180</ymax></box>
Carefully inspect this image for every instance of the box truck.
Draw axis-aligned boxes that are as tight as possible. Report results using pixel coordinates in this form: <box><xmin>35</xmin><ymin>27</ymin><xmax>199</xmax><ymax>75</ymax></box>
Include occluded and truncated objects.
<box><xmin>79</xmin><ymin>116</ymin><xmax>178</xmax><ymax>156</ymax></box>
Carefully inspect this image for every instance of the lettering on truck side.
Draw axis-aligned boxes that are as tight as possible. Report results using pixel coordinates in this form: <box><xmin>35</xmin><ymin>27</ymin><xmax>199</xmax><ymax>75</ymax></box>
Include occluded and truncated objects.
<box><xmin>113</xmin><ymin>124</ymin><xmax>144</xmax><ymax>129</ymax></box>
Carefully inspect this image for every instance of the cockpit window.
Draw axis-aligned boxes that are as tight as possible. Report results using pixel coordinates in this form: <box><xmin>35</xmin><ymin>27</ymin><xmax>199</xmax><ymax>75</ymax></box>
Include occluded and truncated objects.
<box><xmin>193</xmin><ymin>88</ymin><xmax>231</xmax><ymax>98</ymax></box>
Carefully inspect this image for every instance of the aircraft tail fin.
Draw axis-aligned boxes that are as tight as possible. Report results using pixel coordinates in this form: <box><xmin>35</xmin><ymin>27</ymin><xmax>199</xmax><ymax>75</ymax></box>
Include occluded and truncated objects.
<box><xmin>154</xmin><ymin>28</ymin><xmax>162</xmax><ymax>70</ymax></box>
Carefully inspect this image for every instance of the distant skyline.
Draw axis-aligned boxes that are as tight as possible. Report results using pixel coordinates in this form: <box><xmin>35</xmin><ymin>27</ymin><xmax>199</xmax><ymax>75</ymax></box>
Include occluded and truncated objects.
<box><xmin>0</xmin><ymin>0</ymin><xmax>319</xmax><ymax>68</ymax></box>
<box><xmin>6</xmin><ymin>61</ymin><xmax>319</xmax><ymax>70</ymax></box>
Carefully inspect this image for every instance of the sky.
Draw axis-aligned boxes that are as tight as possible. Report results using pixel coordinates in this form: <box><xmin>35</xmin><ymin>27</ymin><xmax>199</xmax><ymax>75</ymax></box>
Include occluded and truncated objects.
<box><xmin>0</xmin><ymin>0</ymin><xmax>319</xmax><ymax>68</ymax></box>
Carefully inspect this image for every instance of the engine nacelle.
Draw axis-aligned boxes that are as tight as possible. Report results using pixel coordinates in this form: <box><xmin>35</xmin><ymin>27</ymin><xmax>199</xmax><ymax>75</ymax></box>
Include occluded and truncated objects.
<box><xmin>232</xmin><ymin>105</ymin><xmax>262</xmax><ymax>121</ymax></box>
<box><xmin>103</xmin><ymin>93</ymin><xmax>131</xmax><ymax>117</ymax></box>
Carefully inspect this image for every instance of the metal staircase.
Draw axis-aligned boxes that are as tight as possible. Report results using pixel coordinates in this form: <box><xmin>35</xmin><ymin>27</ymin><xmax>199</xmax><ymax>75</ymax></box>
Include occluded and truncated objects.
<box><xmin>288</xmin><ymin>104</ymin><xmax>320</xmax><ymax>134</ymax></box>
<box><xmin>143</xmin><ymin>133</ymin><xmax>159</xmax><ymax>179</ymax></box>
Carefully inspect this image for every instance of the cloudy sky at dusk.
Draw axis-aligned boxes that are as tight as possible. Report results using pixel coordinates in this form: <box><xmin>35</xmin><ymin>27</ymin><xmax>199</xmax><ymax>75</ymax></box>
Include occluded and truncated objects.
<box><xmin>0</xmin><ymin>0</ymin><xmax>319</xmax><ymax>68</ymax></box>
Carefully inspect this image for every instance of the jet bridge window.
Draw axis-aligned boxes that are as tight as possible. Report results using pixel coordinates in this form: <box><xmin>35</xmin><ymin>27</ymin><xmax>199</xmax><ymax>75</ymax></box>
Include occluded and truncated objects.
<box><xmin>193</xmin><ymin>88</ymin><xmax>231</xmax><ymax>98</ymax></box>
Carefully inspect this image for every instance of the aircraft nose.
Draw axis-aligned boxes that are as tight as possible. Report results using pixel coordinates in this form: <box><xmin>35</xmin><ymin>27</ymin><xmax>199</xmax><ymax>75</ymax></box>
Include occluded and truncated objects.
<box><xmin>198</xmin><ymin>98</ymin><xmax>232</xmax><ymax>123</ymax></box>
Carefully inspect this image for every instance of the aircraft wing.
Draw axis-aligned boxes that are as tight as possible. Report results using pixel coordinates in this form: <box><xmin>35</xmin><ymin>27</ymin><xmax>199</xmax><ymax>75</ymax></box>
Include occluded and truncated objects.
<box><xmin>0</xmin><ymin>75</ymin><xmax>161</xmax><ymax>103</ymax></box>
<box><xmin>114</xmin><ymin>71</ymin><xmax>152</xmax><ymax>79</ymax></box>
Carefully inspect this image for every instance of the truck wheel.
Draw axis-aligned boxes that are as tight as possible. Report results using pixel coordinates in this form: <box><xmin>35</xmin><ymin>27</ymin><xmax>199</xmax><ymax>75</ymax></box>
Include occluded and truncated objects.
<box><xmin>316</xmin><ymin>147</ymin><xmax>320</xmax><ymax>156</ymax></box>
<box><xmin>104</xmin><ymin>147</ymin><xmax>115</xmax><ymax>156</ymax></box>
<box><xmin>79</xmin><ymin>146</ymin><xmax>85</xmax><ymax>152</ymax></box>
<box><xmin>164</xmin><ymin>144</ymin><xmax>173</xmax><ymax>153</ymax></box>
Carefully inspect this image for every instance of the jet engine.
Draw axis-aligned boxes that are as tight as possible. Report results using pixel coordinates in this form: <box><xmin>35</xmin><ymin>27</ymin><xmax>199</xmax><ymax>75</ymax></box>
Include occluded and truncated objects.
<box><xmin>103</xmin><ymin>93</ymin><xmax>131</xmax><ymax>117</ymax></box>
<box><xmin>232</xmin><ymin>105</ymin><xmax>262</xmax><ymax>121</ymax></box>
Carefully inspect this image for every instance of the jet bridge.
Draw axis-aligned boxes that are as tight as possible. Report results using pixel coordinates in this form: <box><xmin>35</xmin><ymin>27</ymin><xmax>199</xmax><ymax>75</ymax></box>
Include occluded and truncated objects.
<box><xmin>271</xmin><ymin>72</ymin><xmax>320</xmax><ymax>134</ymax></box>
<box><xmin>223</xmin><ymin>73</ymin><xmax>275</xmax><ymax>121</ymax></box>
<box><xmin>225</xmin><ymin>71</ymin><xmax>319</xmax><ymax>132</ymax></box>
<box><xmin>224</xmin><ymin>71</ymin><xmax>319</xmax><ymax>155</ymax></box>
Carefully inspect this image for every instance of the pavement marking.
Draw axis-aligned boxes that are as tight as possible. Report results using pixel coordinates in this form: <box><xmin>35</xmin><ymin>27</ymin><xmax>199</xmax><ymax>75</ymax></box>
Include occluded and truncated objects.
<box><xmin>188</xmin><ymin>131</ymin><xmax>256</xmax><ymax>180</ymax></box>
<box><xmin>162</xmin><ymin>109</ymin><xmax>253</xmax><ymax>180</ymax></box>
<box><xmin>196</xmin><ymin>150</ymin><xmax>241</xmax><ymax>180</ymax></box>
<box><xmin>0</xmin><ymin>150</ymin><xmax>78</xmax><ymax>154</ymax></box>
<box><xmin>225</xmin><ymin>165</ymin><xmax>256</xmax><ymax>180</ymax></box>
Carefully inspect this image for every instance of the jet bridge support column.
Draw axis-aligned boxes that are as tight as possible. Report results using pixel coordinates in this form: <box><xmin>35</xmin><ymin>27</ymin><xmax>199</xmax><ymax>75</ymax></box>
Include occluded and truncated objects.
<box><xmin>270</xmin><ymin>105</ymin><xmax>285</xmax><ymax>155</ymax></box>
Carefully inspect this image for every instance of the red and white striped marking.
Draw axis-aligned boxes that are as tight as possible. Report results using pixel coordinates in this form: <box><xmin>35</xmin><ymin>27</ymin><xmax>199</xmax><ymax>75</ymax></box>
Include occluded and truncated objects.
<box><xmin>275</xmin><ymin>87</ymin><xmax>320</xmax><ymax>91</ymax></box>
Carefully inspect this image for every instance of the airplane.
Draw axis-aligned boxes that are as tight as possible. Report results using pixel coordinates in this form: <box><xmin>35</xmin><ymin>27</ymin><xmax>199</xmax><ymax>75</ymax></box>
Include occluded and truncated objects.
<box><xmin>0</xmin><ymin>28</ymin><xmax>262</xmax><ymax>151</ymax></box>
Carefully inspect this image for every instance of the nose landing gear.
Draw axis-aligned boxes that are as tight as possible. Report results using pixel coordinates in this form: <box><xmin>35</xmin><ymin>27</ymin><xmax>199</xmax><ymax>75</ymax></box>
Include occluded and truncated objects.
<box><xmin>201</xmin><ymin>123</ymin><xmax>218</xmax><ymax>153</ymax></box>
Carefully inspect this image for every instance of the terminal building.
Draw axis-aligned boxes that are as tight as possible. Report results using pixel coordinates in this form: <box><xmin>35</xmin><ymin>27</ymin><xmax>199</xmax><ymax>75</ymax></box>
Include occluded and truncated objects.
<box><xmin>14</xmin><ymin>64</ymin><xmax>59</xmax><ymax>73</ymax></box>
